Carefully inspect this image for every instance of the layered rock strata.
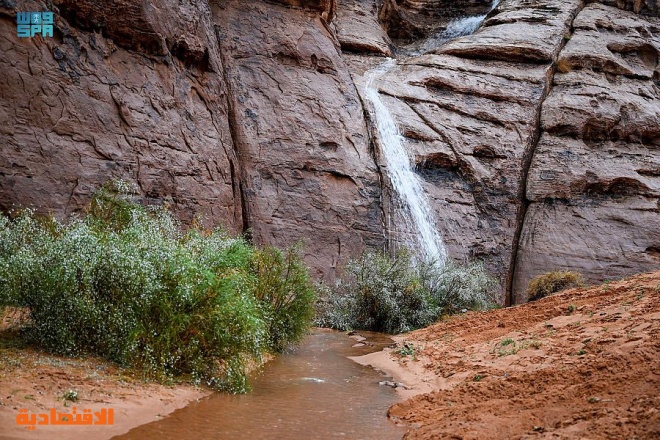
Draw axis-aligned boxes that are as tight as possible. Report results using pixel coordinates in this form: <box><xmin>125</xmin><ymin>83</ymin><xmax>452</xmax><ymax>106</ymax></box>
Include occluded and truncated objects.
<box><xmin>512</xmin><ymin>3</ymin><xmax>660</xmax><ymax>301</ymax></box>
<box><xmin>0</xmin><ymin>0</ymin><xmax>657</xmax><ymax>301</ymax></box>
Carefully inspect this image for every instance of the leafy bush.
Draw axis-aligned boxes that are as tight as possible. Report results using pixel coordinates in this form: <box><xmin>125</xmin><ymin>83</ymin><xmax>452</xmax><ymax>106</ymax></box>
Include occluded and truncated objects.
<box><xmin>527</xmin><ymin>271</ymin><xmax>584</xmax><ymax>302</ymax></box>
<box><xmin>251</xmin><ymin>245</ymin><xmax>316</xmax><ymax>352</ymax></box>
<box><xmin>316</xmin><ymin>250</ymin><xmax>496</xmax><ymax>334</ymax></box>
<box><xmin>0</xmin><ymin>180</ymin><xmax>316</xmax><ymax>392</ymax></box>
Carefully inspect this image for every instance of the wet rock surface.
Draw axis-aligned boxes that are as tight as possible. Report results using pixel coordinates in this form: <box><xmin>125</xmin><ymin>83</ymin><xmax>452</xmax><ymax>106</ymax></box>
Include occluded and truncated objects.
<box><xmin>351</xmin><ymin>0</ymin><xmax>584</xmax><ymax>301</ymax></box>
<box><xmin>214</xmin><ymin>0</ymin><xmax>386</xmax><ymax>279</ymax></box>
<box><xmin>1</xmin><ymin>0</ymin><xmax>657</xmax><ymax>300</ymax></box>
<box><xmin>0</xmin><ymin>0</ymin><xmax>241</xmax><ymax>229</ymax></box>
<box><xmin>335</xmin><ymin>0</ymin><xmax>393</xmax><ymax>56</ymax></box>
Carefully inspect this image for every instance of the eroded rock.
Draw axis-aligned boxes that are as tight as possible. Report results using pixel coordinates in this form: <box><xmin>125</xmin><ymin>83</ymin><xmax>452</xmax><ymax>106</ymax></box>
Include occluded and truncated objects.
<box><xmin>350</xmin><ymin>0</ymin><xmax>583</xmax><ymax>301</ymax></box>
<box><xmin>0</xmin><ymin>0</ymin><xmax>656</xmax><ymax>301</ymax></box>
<box><xmin>214</xmin><ymin>0</ymin><xmax>386</xmax><ymax>280</ymax></box>
<box><xmin>0</xmin><ymin>0</ymin><xmax>241</xmax><ymax>229</ymax></box>
<box><xmin>513</xmin><ymin>4</ymin><xmax>660</xmax><ymax>301</ymax></box>
<box><xmin>335</xmin><ymin>0</ymin><xmax>393</xmax><ymax>56</ymax></box>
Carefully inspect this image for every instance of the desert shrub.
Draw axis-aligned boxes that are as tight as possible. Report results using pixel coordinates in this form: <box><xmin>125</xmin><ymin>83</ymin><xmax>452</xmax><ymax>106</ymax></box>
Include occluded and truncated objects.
<box><xmin>0</xmin><ymin>180</ymin><xmax>316</xmax><ymax>392</ymax></box>
<box><xmin>316</xmin><ymin>250</ymin><xmax>496</xmax><ymax>334</ymax></box>
<box><xmin>251</xmin><ymin>245</ymin><xmax>317</xmax><ymax>352</ymax></box>
<box><xmin>526</xmin><ymin>270</ymin><xmax>584</xmax><ymax>302</ymax></box>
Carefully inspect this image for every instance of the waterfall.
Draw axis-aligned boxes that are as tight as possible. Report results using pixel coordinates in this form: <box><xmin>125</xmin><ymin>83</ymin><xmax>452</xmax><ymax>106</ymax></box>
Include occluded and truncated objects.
<box><xmin>365</xmin><ymin>60</ymin><xmax>447</xmax><ymax>265</ymax></box>
<box><xmin>414</xmin><ymin>0</ymin><xmax>501</xmax><ymax>55</ymax></box>
<box><xmin>364</xmin><ymin>1</ymin><xmax>500</xmax><ymax>264</ymax></box>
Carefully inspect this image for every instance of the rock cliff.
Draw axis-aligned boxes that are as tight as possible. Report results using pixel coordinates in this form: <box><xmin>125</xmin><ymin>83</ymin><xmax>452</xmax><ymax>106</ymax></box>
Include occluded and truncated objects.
<box><xmin>1</xmin><ymin>0</ymin><xmax>657</xmax><ymax>302</ymax></box>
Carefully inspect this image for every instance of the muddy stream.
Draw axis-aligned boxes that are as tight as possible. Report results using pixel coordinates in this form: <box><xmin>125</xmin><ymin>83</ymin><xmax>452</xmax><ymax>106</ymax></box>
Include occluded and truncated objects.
<box><xmin>113</xmin><ymin>329</ymin><xmax>405</xmax><ymax>440</ymax></box>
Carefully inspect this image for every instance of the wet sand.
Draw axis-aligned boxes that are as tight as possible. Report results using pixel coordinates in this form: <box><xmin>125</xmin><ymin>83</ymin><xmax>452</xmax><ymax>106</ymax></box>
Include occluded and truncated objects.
<box><xmin>0</xmin><ymin>313</ymin><xmax>209</xmax><ymax>440</ymax></box>
<box><xmin>354</xmin><ymin>271</ymin><xmax>660</xmax><ymax>439</ymax></box>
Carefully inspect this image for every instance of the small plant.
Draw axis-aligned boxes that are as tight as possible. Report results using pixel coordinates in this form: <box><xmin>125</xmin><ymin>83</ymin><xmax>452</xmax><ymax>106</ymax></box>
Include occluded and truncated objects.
<box><xmin>587</xmin><ymin>396</ymin><xmax>600</xmax><ymax>403</ymax></box>
<box><xmin>473</xmin><ymin>374</ymin><xmax>485</xmax><ymax>382</ymax></box>
<box><xmin>63</xmin><ymin>390</ymin><xmax>78</xmax><ymax>402</ymax></box>
<box><xmin>576</xmin><ymin>349</ymin><xmax>586</xmax><ymax>356</ymax></box>
<box><xmin>527</xmin><ymin>271</ymin><xmax>584</xmax><ymax>302</ymax></box>
<box><xmin>397</xmin><ymin>343</ymin><xmax>417</xmax><ymax>359</ymax></box>
<box><xmin>567</xmin><ymin>304</ymin><xmax>577</xmax><ymax>314</ymax></box>
<box><xmin>527</xmin><ymin>340</ymin><xmax>542</xmax><ymax>349</ymax></box>
<box><xmin>495</xmin><ymin>338</ymin><xmax>520</xmax><ymax>356</ymax></box>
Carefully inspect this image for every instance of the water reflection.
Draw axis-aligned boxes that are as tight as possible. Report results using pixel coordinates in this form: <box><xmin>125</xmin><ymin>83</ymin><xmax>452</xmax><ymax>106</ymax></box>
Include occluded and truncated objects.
<box><xmin>113</xmin><ymin>329</ymin><xmax>405</xmax><ymax>440</ymax></box>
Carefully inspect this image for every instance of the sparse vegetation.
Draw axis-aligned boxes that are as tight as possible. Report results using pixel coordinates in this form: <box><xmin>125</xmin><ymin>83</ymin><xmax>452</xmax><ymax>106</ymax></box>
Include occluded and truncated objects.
<box><xmin>494</xmin><ymin>338</ymin><xmax>542</xmax><ymax>356</ymax></box>
<box><xmin>527</xmin><ymin>271</ymin><xmax>584</xmax><ymax>302</ymax></box>
<box><xmin>397</xmin><ymin>343</ymin><xmax>418</xmax><ymax>359</ymax></box>
<box><xmin>316</xmin><ymin>250</ymin><xmax>497</xmax><ymax>334</ymax></box>
<box><xmin>0</xmin><ymin>180</ymin><xmax>317</xmax><ymax>392</ymax></box>
<box><xmin>63</xmin><ymin>389</ymin><xmax>78</xmax><ymax>402</ymax></box>
<box><xmin>556</xmin><ymin>58</ymin><xmax>574</xmax><ymax>73</ymax></box>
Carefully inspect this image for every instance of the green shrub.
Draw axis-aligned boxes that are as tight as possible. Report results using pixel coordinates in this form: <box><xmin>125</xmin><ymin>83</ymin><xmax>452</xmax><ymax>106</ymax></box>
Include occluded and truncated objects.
<box><xmin>0</xmin><ymin>180</ymin><xmax>316</xmax><ymax>392</ymax></box>
<box><xmin>316</xmin><ymin>250</ymin><xmax>496</xmax><ymax>334</ymax></box>
<box><xmin>251</xmin><ymin>245</ymin><xmax>317</xmax><ymax>352</ymax></box>
<box><xmin>527</xmin><ymin>271</ymin><xmax>584</xmax><ymax>302</ymax></box>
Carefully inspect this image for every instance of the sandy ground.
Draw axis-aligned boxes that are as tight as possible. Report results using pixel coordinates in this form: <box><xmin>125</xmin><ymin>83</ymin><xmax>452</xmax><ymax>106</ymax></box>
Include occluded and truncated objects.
<box><xmin>1</xmin><ymin>271</ymin><xmax>658</xmax><ymax>439</ymax></box>
<box><xmin>352</xmin><ymin>271</ymin><xmax>660</xmax><ymax>439</ymax></box>
<box><xmin>0</xmin><ymin>312</ymin><xmax>210</xmax><ymax>440</ymax></box>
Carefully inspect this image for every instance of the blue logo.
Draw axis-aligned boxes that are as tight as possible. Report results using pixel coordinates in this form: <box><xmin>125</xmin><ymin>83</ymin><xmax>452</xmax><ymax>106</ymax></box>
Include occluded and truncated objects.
<box><xmin>17</xmin><ymin>11</ymin><xmax>54</xmax><ymax>38</ymax></box>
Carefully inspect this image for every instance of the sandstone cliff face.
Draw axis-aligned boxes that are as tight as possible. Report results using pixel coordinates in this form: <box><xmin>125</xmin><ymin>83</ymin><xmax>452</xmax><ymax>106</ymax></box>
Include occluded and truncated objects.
<box><xmin>512</xmin><ymin>3</ymin><xmax>660</xmax><ymax>302</ymax></box>
<box><xmin>0</xmin><ymin>0</ymin><xmax>386</xmax><ymax>280</ymax></box>
<box><xmin>0</xmin><ymin>0</ymin><xmax>242</xmax><ymax>230</ymax></box>
<box><xmin>338</xmin><ymin>0</ymin><xmax>659</xmax><ymax>303</ymax></box>
<box><xmin>213</xmin><ymin>0</ymin><xmax>386</xmax><ymax>278</ymax></box>
<box><xmin>346</xmin><ymin>0</ymin><xmax>584</xmax><ymax>302</ymax></box>
<box><xmin>0</xmin><ymin>0</ymin><xmax>657</xmax><ymax>302</ymax></box>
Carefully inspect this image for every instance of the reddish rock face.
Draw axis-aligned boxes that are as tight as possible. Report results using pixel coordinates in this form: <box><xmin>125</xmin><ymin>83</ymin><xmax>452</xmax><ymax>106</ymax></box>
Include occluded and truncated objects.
<box><xmin>270</xmin><ymin>0</ymin><xmax>337</xmax><ymax>21</ymax></box>
<box><xmin>213</xmin><ymin>0</ymin><xmax>386</xmax><ymax>280</ymax></box>
<box><xmin>335</xmin><ymin>0</ymin><xmax>393</xmax><ymax>56</ymax></box>
<box><xmin>0</xmin><ymin>0</ymin><xmax>385</xmax><ymax>281</ymax></box>
<box><xmin>0</xmin><ymin>0</ymin><xmax>657</xmax><ymax>301</ymax></box>
<box><xmin>512</xmin><ymin>3</ymin><xmax>660</xmax><ymax>302</ymax></box>
<box><xmin>0</xmin><ymin>0</ymin><xmax>241</xmax><ymax>231</ymax></box>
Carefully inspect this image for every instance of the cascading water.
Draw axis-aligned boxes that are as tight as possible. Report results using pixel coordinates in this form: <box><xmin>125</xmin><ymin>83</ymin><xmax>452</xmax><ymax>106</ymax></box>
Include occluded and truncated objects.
<box><xmin>365</xmin><ymin>61</ymin><xmax>447</xmax><ymax>264</ymax></box>
<box><xmin>412</xmin><ymin>0</ymin><xmax>501</xmax><ymax>55</ymax></box>
<box><xmin>365</xmin><ymin>0</ymin><xmax>500</xmax><ymax>264</ymax></box>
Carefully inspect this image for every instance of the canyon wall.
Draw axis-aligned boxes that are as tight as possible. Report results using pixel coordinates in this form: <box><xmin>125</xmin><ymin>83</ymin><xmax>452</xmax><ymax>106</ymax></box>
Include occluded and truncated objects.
<box><xmin>0</xmin><ymin>0</ymin><xmax>657</xmax><ymax>301</ymax></box>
